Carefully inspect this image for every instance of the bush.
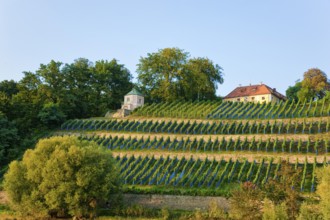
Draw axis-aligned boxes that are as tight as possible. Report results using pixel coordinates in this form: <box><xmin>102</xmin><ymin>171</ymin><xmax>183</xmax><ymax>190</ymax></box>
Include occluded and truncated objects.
<box><xmin>316</xmin><ymin>166</ymin><xmax>330</xmax><ymax>219</ymax></box>
<box><xmin>3</xmin><ymin>136</ymin><xmax>121</xmax><ymax>218</ymax></box>
<box><xmin>274</xmin><ymin>202</ymin><xmax>288</xmax><ymax>220</ymax></box>
<box><xmin>262</xmin><ymin>198</ymin><xmax>276</xmax><ymax>220</ymax></box>
<box><xmin>229</xmin><ymin>182</ymin><xmax>264</xmax><ymax>220</ymax></box>
<box><xmin>297</xmin><ymin>202</ymin><xmax>321</xmax><ymax>220</ymax></box>
<box><xmin>208</xmin><ymin>199</ymin><xmax>227</xmax><ymax>219</ymax></box>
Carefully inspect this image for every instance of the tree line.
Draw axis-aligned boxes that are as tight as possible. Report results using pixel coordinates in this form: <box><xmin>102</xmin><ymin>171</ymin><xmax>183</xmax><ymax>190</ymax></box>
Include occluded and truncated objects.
<box><xmin>0</xmin><ymin>58</ymin><xmax>133</xmax><ymax>170</ymax></box>
<box><xmin>1</xmin><ymin>47</ymin><xmax>329</xmax><ymax>171</ymax></box>
<box><xmin>0</xmin><ymin>48</ymin><xmax>224</xmax><ymax>171</ymax></box>
<box><xmin>286</xmin><ymin>68</ymin><xmax>330</xmax><ymax>102</ymax></box>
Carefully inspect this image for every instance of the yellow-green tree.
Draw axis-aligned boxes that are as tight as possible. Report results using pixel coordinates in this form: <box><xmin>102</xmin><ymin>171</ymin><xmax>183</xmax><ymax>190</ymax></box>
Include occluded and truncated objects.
<box><xmin>298</xmin><ymin>68</ymin><xmax>330</xmax><ymax>101</ymax></box>
<box><xmin>316</xmin><ymin>166</ymin><xmax>330</xmax><ymax>219</ymax></box>
<box><xmin>4</xmin><ymin>136</ymin><xmax>121</xmax><ymax>218</ymax></box>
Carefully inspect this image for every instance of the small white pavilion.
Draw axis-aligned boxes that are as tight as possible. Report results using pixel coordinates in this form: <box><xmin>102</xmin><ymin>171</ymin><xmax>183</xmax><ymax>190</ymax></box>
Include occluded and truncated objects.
<box><xmin>121</xmin><ymin>88</ymin><xmax>144</xmax><ymax>111</ymax></box>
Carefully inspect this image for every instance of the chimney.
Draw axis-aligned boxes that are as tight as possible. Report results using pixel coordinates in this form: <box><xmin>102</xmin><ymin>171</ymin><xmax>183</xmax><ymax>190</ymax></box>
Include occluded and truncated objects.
<box><xmin>273</xmin><ymin>88</ymin><xmax>276</xmax><ymax>92</ymax></box>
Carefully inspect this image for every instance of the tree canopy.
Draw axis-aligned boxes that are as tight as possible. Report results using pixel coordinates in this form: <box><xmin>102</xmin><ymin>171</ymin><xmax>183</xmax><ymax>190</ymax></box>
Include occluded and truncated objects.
<box><xmin>137</xmin><ymin>48</ymin><xmax>223</xmax><ymax>102</ymax></box>
<box><xmin>286</xmin><ymin>81</ymin><xmax>302</xmax><ymax>102</ymax></box>
<box><xmin>0</xmin><ymin>58</ymin><xmax>133</xmax><ymax>173</ymax></box>
<box><xmin>4</xmin><ymin>136</ymin><xmax>121</xmax><ymax>218</ymax></box>
<box><xmin>297</xmin><ymin>68</ymin><xmax>330</xmax><ymax>101</ymax></box>
<box><xmin>0</xmin><ymin>112</ymin><xmax>19</xmax><ymax>168</ymax></box>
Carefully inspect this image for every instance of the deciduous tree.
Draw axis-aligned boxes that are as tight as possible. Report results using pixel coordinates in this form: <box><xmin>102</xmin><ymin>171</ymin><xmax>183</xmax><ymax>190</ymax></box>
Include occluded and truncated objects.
<box><xmin>183</xmin><ymin>58</ymin><xmax>223</xmax><ymax>100</ymax></box>
<box><xmin>137</xmin><ymin>48</ymin><xmax>223</xmax><ymax>102</ymax></box>
<box><xmin>0</xmin><ymin>112</ymin><xmax>19</xmax><ymax>168</ymax></box>
<box><xmin>263</xmin><ymin>160</ymin><xmax>301</xmax><ymax>219</ymax></box>
<box><xmin>298</xmin><ymin>68</ymin><xmax>330</xmax><ymax>101</ymax></box>
<box><xmin>4</xmin><ymin>136</ymin><xmax>121</xmax><ymax>218</ymax></box>
<box><xmin>137</xmin><ymin>48</ymin><xmax>188</xmax><ymax>102</ymax></box>
<box><xmin>38</xmin><ymin>102</ymin><xmax>66</xmax><ymax>128</ymax></box>
<box><xmin>229</xmin><ymin>181</ymin><xmax>264</xmax><ymax>220</ymax></box>
<box><xmin>286</xmin><ymin>81</ymin><xmax>302</xmax><ymax>102</ymax></box>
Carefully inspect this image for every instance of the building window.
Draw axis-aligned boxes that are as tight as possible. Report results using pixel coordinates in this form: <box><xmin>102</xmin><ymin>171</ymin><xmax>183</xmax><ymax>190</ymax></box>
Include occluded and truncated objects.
<box><xmin>251</xmin><ymin>97</ymin><xmax>255</xmax><ymax>101</ymax></box>
<box><xmin>138</xmin><ymin>98</ymin><xmax>142</xmax><ymax>104</ymax></box>
<box><xmin>262</xmin><ymin>97</ymin><xmax>265</xmax><ymax>100</ymax></box>
<box><xmin>126</xmin><ymin>97</ymin><xmax>130</xmax><ymax>102</ymax></box>
<box><xmin>237</xmin><ymin>98</ymin><xmax>240</xmax><ymax>102</ymax></box>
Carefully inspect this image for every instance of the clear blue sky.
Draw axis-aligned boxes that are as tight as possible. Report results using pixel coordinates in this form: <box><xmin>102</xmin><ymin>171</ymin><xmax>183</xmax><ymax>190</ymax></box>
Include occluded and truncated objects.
<box><xmin>1</xmin><ymin>0</ymin><xmax>329</xmax><ymax>96</ymax></box>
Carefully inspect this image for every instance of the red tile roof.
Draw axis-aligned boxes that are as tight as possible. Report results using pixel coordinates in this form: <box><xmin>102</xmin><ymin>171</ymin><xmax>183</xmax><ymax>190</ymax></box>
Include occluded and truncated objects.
<box><xmin>224</xmin><ymin>84</ymin><xmax>286</xmax><ymax>100</ymax></box>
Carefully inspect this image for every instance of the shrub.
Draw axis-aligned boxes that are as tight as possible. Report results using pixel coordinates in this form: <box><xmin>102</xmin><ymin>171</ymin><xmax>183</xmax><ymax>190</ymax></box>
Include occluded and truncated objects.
<box><xmin>229</xmin><ymin>181</ymin><xmax>264</xmax><ymax>220</ymax></box>
<box><xmin>274</xmin><ymin>202</ymin><xmax>288</xmax><ymax>220</ymax></box>
<box><xmin>262</xmin><ymin>198</ymin><xmax>276</xmax><ymax>220</ymax></box>
<box><xmin>316</xmin><ymin>166</ymin><xmax>330</xmax><ymax>219</ymax></box>
<box><xmin>207</xmin><ymin>199</ymin><xmax>227</xmax><ymax>219</ymax></box>
<box><xmin>297</xmin><ymin>202</ymin><xmax>321</xmax><ymax>220</ymax></box>
<box><xmin>263</xmin><ymin>160</ymin><xmax>301</xmax><ymax>219</ymax></box>
<box><xmin>4</xmin><ymin>136</ymin><xmax>121</xmax><ymax>218</ymax></box>
<box><xmin>160</xmin><ymin>207</ymin><xmax>170</xmax><ymax>220</ymax></box>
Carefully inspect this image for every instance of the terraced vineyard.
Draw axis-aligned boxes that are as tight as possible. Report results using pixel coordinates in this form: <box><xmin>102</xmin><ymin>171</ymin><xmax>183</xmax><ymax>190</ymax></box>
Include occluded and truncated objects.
<box><xmin>131</xmin><ymin>99</ymin><xmax>330</xmax><ymax>119</ymax></box>
<box><xmin>79</xmin><ymin>135</ymin><xmax>329</xmax><ymax>155</ymax></box>
<box><xmin>61</xmin><ymin>118</ymin><xmax>330</xmax><ymax>135</ymax></box>
<box><xmin>114</xmin><ymin>155</ymin><xmax>324</xmax><ymax>192</ymax></box>
<box><xmin>59</xmin><ymin>100</ymin><xmax>330</xmax><ymax>195</ymax></box>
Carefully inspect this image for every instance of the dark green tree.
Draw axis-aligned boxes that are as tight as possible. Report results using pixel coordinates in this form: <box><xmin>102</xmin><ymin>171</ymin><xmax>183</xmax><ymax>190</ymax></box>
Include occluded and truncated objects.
<box><xmin>286</xmin><ymin>81</ymin><xmax>302</xmax><ymax>102</ymax></box>
<box><xmin>183</xmin><ymin>58</ymin><xmax>223</xmax><ymax>100</ymax></box>
<box><xmin>92</xmin><ymin>59</ymin><xmax>133</xmax><ymax>113</ymax></box>
<box><xmin>0</xmin><ymin>80</ymin><xmax>19</xmax><ymax>97</ymax></box>
<box><xmin>61</xmin><ymin>58</ymin><xmax>132</xmax><ymax>118</ymax></box>
<box><xmin>137</xmin><ymin>48</ymin><xmax>188</xmax><ymax>102</ymax></box>
<box><xmin>10</xmin><ymin>72</ymin><xmax>45</xmax><ymax>134</ymax></box>
<box><xmin>0</xmin><ymin>57</ymin><xmax>133</xmax><ymax>173</ymax></box>
<box><xmin>0</xmin><ymin>112</ymin><xmax>20</xmax><ymax>167</ymax></box>
<box><xmin>38</xmin><ymin>102</ymin><xmax>66</xmax><ymax>128</ymax></box>
<box><xmin>36</xmin><ymin>60</ymin><xmax>65</xmax><ymax>104</ymax></box>
<box><xmin>137</xmin><ymin>48</ymin><xmax>223</xmax><ymax>102</ymax></box>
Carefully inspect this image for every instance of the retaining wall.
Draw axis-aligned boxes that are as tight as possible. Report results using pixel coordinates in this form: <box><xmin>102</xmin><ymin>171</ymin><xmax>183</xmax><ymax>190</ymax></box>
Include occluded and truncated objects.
<box><xmin>122</xmin><ymin>194</ymin><xmax>229</xmax><ymax>211</ymax></box>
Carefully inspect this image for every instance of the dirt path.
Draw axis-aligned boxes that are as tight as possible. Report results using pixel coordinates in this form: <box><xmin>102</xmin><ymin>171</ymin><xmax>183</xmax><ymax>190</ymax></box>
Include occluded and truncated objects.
<box><xmin>56</xmin><ymin>131</ymin><xmax>328</xmax><ymax>142</ymax></box>
<box><xmin>112</xmin><ymin>150</ymin><xmax>330</xmax><ymax>164</ymax></box>
<box><xmin>103</xmin><ymin>115</ymin><xmax>330</xmax><ymax>125</ymax></box>
<box><xmin>123</xmin><ymin>194</ymin><xmax>229</xmax><ymax>211</ymax></box>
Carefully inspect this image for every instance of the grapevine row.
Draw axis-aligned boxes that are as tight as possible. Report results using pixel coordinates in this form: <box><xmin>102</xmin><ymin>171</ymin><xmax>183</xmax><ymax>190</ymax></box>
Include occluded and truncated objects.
<box><xmin>61</xmin><ymin>118</ymin><xmax>330</xmax><ymax>135</ymax></box>
<box><xmin>78</xmin><ymin>135</ymin><xmax>330</xmax><ymax>155</ymax></box>
<box><xmin>116</xmin><ymin>155</ymin><xmax>326</xmax><ymax>191</ymax></box>
<box><xmin>131</xmin><ymin>99</ymin><xmax>330</xmax><ymax>120</ymax></box>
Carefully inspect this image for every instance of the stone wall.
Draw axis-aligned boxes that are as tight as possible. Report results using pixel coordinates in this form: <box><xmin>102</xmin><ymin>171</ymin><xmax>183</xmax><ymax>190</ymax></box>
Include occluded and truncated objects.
<box><xmin>122</xmin><ymin>194</ymin><xmax>229</xmax><ymax>211</ymax></box>
<box><xmin>111</xmin><ymin>109</ymin><xmax>131</xmax><ymax>118</ymax></box>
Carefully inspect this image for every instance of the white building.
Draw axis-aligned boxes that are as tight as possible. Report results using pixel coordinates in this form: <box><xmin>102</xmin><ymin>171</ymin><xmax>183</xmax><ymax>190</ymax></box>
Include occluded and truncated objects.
<box><xmin>121</xmin><ymin>88</ymin><xmax>144</xmax><ymax>111</ymax></box>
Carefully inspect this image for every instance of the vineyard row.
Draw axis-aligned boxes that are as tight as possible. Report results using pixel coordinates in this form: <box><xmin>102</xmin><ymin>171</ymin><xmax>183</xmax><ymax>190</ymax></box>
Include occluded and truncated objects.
<box><xmin>79</xmin><ymin>135</ymin><xmax>330</xmax><ymax>155</ymax></box>
<box><xmin>116</xmin><ymin>155</ymin><xmax>326</xmax><ymax>192</ymax></box>
<box><xmin>61</xmin><ymin>118</ymin><xmax>330</xmax><ymax>135</ymax></box>
<box><xmin>132</xmin><ymin>99</ymin><xmax>330</xmax><ymax>120</ymax></box>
